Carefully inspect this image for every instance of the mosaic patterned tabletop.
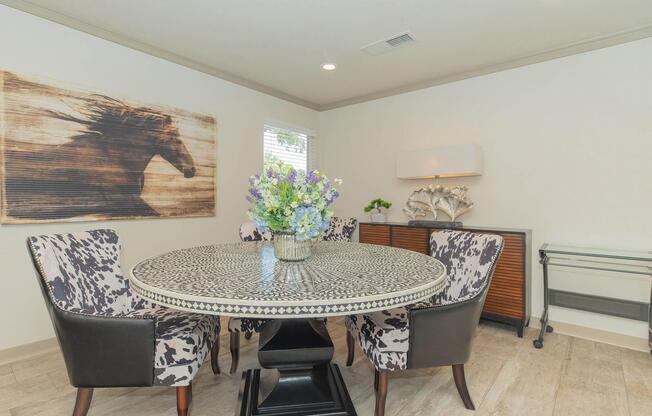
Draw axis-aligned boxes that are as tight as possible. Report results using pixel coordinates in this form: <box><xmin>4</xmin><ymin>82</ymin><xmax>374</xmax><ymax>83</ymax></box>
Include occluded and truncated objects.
<box><xmin>130</xmin><ymin>242</ymin><xmax>447</xmax><ymax>318</ymax></box>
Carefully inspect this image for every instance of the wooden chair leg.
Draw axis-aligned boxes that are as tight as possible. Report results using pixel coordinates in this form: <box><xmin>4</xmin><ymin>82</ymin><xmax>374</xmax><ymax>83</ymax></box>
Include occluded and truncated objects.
<box><xmin>346</xmin><ymin>330</ymin><xmax>355</xmax><ymax>367</ymax></box>
<box><xmin>374</xmin><ymin>369</ymin><xmax>379</xmax><ymax>392</ymax></box>
<box><xmin>244</xmin><ymin>331</ymin><xmax>253</xmax><ymax>341</ymax></box>
<box><xmin>229</xmin><ymin>332</ymin><xmax>240</xmax><ymax>374</ymax></box>
<box><xmin>72</xmin><ymin>387</ymin><xmax>93</xmax><ymax>416</ymax></box>
<box><xmin>452</xmin><ymin>364</ymin><xmax>475</xmax><ymax>410</ymax></box>
<box><xmin>176</xmin><ymin>385</ymin><xmax>191</xmax><ymax>416</ymax></box>
<box><xmin>211</xmin><ymin>339</ymin><xmax>221</xmax><ymax>375</ymax></box>
<box><xmin>374</xmin><ymin>370</ymin><xmax>388</xmax><ymax>416</ymax></box>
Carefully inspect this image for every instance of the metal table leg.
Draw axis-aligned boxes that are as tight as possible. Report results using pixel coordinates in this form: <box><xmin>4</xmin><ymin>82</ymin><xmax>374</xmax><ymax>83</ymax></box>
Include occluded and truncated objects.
<box><xmin>534</xmin><ymin>255</ymin><xmax>554</xmax><ymax>349</ymax></box>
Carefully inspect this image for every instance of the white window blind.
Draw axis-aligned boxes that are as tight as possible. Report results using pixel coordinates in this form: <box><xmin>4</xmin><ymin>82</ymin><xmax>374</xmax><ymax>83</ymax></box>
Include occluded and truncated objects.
<box><xmin>263</xmin><ymin>123</ymin><xmax>317</xmax><ymax>172</ymax></box>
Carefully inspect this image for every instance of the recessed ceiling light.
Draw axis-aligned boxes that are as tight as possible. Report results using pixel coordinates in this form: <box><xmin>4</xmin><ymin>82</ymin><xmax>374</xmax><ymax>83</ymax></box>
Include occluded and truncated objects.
<box><xmin>321</xmin><ymin>63</ymin><xmax>336</xmax><ymax>71</ymax></box>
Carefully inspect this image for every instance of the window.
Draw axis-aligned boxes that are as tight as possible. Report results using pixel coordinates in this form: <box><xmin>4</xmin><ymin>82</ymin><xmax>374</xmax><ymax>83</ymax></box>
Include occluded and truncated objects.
<box><xmin>263</xmin><ymin>123</ymin><xmax>316</xmax><ymax>172</ymax></box>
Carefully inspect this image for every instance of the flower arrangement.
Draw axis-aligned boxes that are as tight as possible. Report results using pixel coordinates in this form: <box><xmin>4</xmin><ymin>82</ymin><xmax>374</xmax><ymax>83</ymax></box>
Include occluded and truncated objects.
<box><xmin>247</xmin><ymin>162</ymin><xmax>341</xmax><ymax>241</ymax></box>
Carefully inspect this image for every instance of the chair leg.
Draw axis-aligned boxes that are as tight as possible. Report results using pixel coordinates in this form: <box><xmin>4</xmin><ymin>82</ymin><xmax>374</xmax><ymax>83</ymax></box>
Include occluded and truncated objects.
<box><xmin>72</xmin><ymin>387</ymin><xmax>93</xmax><ymax>416</ymax></box>
<box><xmin>452</xmin><ymin>364</ymin><xmax>475</xmax><ymax>410</ymax></box>
<box><xmin>229</xmin><ymin>332</ymin><xmax>240</xmax><ymax>374</ymax></box>
<box><xmin>210</xmin><ymin>339</ymin><xmax>221</xmax><ymax>375</ymax></box>
<box><xmin>374</xmin><ymin>370</ymin><xmax>388</xmax><ymax>416</ymax></box>
<box><xmin>346</xmin><ymin>330</ymin><xmax>355</xmax><ymax>367</ymax></box>
<box><xmin>244</xmin><ymin>331</ymin><xmax>253</xmax><ymax>341</ymax></box>
<box><xmin>176</xmin><ymin>385</ymin><xmax>191</xmax><ymax>416</ymax></box>
<box><xmin>374</xmin><ymin>369</ymin><xmax>379</xmax><ymax>392</ymax></box>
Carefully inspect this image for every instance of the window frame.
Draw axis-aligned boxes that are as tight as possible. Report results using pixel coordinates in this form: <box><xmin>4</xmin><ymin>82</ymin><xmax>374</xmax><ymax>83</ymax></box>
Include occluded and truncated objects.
<box><xmin>263</xmin><ymin>120</ymin><xmax>317</xmax><ymax>172</ymax></box>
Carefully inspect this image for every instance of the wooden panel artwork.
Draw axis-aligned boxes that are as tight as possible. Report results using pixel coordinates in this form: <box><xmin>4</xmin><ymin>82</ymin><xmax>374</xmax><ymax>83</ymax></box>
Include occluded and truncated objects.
<box><xmin>0</xmin><ymin>71</ymin><xmax>216</xmax><ymax>224</ymax></box>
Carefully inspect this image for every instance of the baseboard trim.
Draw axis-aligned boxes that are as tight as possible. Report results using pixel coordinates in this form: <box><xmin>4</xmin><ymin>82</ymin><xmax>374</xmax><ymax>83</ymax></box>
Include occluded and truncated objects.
<box><xmin>0</xmin><ymin>337</ymin><xmax>59</xmax><ymax>365</ymax></box>
<box><xmin>529</xmin><ymin>316</ymin><xmax>649</xmax><ymax>353</ymax></box>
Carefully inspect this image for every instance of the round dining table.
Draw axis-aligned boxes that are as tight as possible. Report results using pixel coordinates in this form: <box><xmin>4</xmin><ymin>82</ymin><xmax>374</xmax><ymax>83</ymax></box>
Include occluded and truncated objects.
<box><xmin>130</xmin><ymin>241</ymin><xmax>447</xmax><ymax>416</ymax></box>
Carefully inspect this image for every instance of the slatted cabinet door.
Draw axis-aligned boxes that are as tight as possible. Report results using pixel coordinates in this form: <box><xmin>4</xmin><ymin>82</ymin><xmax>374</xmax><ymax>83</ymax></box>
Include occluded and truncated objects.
<box><xmin>478</xmin><ymin>232</ymin><xmax>526</xmax><ymax>334</ymax></box>
<box><xmin>391</xmin><ymin>226</ymin><xmax>429</xmax><ymax>254</ymax></box>
<box><xmin>359</xmin><ymin>224</ymin><xmax>391</xmax><ymax>246</ymax></box>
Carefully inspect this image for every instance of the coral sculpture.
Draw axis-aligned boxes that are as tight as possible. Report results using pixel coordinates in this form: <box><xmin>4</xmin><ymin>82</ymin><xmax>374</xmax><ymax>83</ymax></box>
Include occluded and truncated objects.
<box><xmin>403</xmin><ymin>185</ymin><xmax>474</xmax><ymax>221</ymax></box>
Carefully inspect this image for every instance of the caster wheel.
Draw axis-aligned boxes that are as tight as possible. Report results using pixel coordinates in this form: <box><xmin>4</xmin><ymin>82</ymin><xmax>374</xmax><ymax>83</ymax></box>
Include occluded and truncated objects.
<box><xmin>533</xmin><ymin>339</ymin><xmax>543</xmax><ymax>349</ymax></box>
<box><xmin>546</xmin><ymin>326</ymin><xmax>554</xmax><ymax>333</ymax></box>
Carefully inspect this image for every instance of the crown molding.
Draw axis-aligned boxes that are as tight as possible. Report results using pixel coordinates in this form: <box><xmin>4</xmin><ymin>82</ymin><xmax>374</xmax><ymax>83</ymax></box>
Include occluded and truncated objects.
<box><xmin>2</xmin><ymin>0</ymin><xmax>652</xmax><ymax>112</ymax></box>
<box><xmin>0</xmin><ymin>0</ymin><xmax>321</xmax><ymax>110</ymax></box>
<box><xmin>319</xmin><ymin>23</ymin><xmax>652</xmax><ymax>111</ymax></box>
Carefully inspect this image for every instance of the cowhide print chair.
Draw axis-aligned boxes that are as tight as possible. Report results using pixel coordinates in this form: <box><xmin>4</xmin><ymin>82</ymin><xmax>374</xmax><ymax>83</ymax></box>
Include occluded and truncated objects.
<box><xmin>229</xmin><ymin>218</ymin><xmax>356</xmax><ymax>373</ymax></box>
<box><xmin>228</xmin><ymin>222</ymin><xmax>273</xmax><ymax>373</ymax></box>
<box><xmin>27</xmin><ymin>229</ymin><xmax>221</xmax><ymax>416</ymax></box>
<box><xmin>322</xmin><ymin>216</ymin><xmax>358</xmax><ymax>241</ymax></box>
<box><xmin>345</xmin><ymin>230</ymin><xmax>504</xmax><ymax>416</ymax></box>
<box><xmin>238</xmin><ymin>221</ymin><xmax>273</xmax><ymax>242</ymax></box>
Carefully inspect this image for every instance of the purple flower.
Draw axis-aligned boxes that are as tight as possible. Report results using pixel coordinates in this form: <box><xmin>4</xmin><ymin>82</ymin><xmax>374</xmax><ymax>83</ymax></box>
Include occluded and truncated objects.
<box><xmin>246</xmin><ymin>195</ymin><xmax>253</xmax><ymax>203</ymax></box>
<box><xmin>326</xmin><ymin>191</ymin><xmax>340</xmax><ymax>205</ymax></box>
<box><xmin>249</xmin><ymin>188</ymin><xmax>261</xmax><ymax>199</ymax></box>
<box><xmin>288</xmin><ymin>170</ymin><xmax>297</xmax><ymax>183</ymax></box>
<box><xmin>274</xmin><ymin>188</ymin><xmax>280</xmax><ymax>194</ymax></box>
<box><xmin>320</xmin><ymin>180</ymin><xmax>331</xmax><ymax>195</ymax></box>
<box><xmin>307</xmin><ymin>171</ymin><xmax>320</xmax><ymax>184</ymax></box>
<box><xmin>267</xmin><ymin>168</ymin><xmax>273</xmax><ymax>178</ymax></box>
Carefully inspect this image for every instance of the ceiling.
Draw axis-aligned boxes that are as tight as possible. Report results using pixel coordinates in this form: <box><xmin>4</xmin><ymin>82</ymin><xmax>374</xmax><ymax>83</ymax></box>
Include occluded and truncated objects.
<box><xmin>4</xmin><ymin>0</ymin><xmax>652</xmax><ymax>110</ymax></box>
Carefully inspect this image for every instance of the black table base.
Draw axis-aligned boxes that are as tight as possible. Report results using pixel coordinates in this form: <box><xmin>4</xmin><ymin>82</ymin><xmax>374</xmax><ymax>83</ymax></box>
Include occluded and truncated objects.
<box><xmin>237</xmin><ymin>319</ymin><xmax>357</xmax><ymax>416</ymax></box>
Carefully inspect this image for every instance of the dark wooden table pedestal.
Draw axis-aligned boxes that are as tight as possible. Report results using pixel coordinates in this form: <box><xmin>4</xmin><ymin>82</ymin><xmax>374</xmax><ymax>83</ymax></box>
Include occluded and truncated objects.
<box><xmin>238</xmin><ymin>319</ymin><xmax>357</xmax><ymax>416</ymax></box>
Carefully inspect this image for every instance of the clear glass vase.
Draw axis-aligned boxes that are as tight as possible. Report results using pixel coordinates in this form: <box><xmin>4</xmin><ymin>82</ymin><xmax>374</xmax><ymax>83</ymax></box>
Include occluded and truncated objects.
<box><xmin>273</xmin><ymin>232</ymin><xmax>313</xmax><ymax>261</ymax></box>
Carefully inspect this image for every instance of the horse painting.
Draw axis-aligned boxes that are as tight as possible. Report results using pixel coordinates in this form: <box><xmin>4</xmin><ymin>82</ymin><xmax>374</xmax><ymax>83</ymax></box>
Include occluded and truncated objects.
<box><xmin>1</xmin><ymin>72</ymin><xmax>216</xmax><ymax>223</ymax></box>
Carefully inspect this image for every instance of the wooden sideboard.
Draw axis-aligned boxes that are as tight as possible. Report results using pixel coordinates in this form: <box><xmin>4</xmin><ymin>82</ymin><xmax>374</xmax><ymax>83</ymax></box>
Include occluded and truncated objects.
<box><xmin>359</xmin><ymin>222</ymin><xmax>531</xmax><ymax>337</ymax></box>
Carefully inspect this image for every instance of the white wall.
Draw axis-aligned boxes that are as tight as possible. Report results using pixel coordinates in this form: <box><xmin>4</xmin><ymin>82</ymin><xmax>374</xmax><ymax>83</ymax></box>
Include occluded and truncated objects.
<box><xmin>320</xmin><ymin>38</ymin><xmax>652</xmax><ymax>341</ymax></box>
<box><xmin>0</xmin><ymin>6</ymin><xmax>318</xmax><ymax>351</ymax></box>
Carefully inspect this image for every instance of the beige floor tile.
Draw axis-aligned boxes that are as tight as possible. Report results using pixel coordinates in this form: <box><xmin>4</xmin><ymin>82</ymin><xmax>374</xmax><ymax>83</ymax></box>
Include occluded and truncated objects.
<box><xmin>1</xmin><ymin>320</ymin><xmax>650</xmax><ymax>416</ymax></box>
<box><xmin>476</xmin><ymin>355</ymin><xmax>563</xmax><ymax>416</ymax></box>
<box><xmin>553</xmin><ymin>374</ymin><xmax>629</xmax><ymax>416</ymax></box>
<box><xmin>10</xmin><ymin>352</ymin><xmax>66</xmax><ymax>383</ymax></box>
<box><xmin>563</xmin><ymin>338</ymin><xmax>626</xmax><ymax>392</ymax></box>
<box><xmin>621</xmin><ymin>348</ymin><xmax>652</xmax><ymax>416</ymax></box>
<box><xmin>0</xmin><ymin>364</ymin><xmax>15</xmax><ymax>388</ymax></box>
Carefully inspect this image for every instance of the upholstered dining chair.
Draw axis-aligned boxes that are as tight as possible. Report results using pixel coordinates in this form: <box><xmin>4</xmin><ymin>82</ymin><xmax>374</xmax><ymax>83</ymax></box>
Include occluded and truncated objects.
<box><xmin>322</xmin><ymin>216</ymin><xmax>358</xmax><ymax>241</ymax></box>
<box><xmin>345</xmin><ymin>230</ymin><xmax>504</xmax><ymax>416</ymax></box>
<box><xmin>229</xmin><ymin>218</ymin><xmax>358</xmax><ymax>373</ymax></box>
<box><xmin>27</xmin><ymin>229</ymin><xmax>221</xmax><ymax>416</ymax></box>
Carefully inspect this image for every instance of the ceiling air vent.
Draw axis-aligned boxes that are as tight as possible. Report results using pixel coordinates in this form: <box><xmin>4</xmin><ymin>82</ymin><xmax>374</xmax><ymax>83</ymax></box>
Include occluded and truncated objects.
<box><xmin>361</xmin><ymin>31</ymin><xmax>416</xmax><ymax>56</ymax></box>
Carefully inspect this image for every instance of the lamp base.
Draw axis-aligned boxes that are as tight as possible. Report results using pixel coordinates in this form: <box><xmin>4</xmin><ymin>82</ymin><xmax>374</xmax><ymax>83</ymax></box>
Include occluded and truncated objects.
<box><xmin>407</xmin><ymin>220</ymin><xmax>463</xmax><ymax>229</ymax></box>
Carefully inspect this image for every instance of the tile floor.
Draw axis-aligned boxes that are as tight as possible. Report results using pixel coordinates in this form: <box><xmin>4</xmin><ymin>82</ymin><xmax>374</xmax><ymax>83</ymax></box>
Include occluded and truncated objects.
<box><xmin>1</xmin><ymin>319</ymin><xmax>651</xmax><ymax>416</ymax></box>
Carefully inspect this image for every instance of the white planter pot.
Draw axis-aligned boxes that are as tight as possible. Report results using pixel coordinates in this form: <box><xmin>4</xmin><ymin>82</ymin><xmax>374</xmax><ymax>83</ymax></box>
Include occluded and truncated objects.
<box><xmin>370</xmin><ymin>213</ymin><xmax>386</xmax><ymax>223</ymax></box>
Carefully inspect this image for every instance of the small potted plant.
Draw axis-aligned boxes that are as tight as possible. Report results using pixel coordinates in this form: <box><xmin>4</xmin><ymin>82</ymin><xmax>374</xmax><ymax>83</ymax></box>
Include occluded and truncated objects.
<box><xmin>364</xmin><ymin>198</ymin><xmax>392</xmax><ymax>223</ymax></box>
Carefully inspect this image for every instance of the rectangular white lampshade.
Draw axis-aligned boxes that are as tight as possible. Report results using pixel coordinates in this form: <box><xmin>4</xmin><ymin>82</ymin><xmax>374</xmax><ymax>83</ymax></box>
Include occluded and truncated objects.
<box><xmin>396</xmin><ymin>144</ymin><xmax>482</xmax><ymax>179</ymax></box>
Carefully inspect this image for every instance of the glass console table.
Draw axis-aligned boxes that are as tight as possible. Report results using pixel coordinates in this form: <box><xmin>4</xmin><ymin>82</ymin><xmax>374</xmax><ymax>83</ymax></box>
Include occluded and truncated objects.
<box><xmin>536</xmin><ymin>244</ymin><xmax>652</xmax><ymax>351</ymax></box>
